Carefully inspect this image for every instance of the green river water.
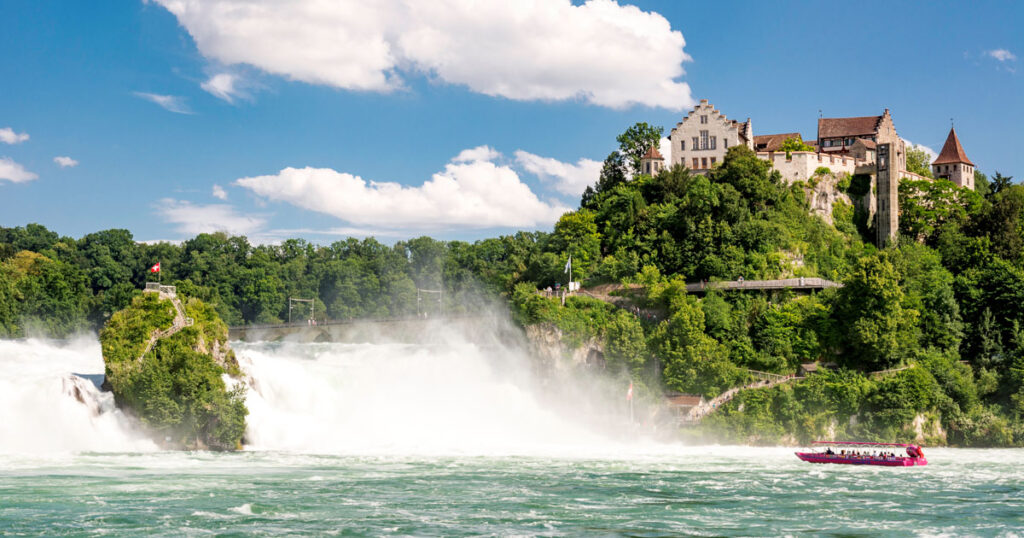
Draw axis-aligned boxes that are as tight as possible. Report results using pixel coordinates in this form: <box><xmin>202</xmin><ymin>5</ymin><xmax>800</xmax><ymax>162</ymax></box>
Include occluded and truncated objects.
<box><xmin>1</xmin><ymin>338</ymin><xmax>1021</xmax><ymax>536</ymax></box>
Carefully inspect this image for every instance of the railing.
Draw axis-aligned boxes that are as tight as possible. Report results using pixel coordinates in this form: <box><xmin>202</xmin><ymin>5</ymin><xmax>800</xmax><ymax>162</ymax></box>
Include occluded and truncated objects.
<box><xmin>144</xmin><ymin>283</ymin><xmax>177</xmax><ymax>296</ymax></box>
<box><xmin>686</xmin><ymin>277</ymin><xmax>842</xmax><ymax>292</ymax></box>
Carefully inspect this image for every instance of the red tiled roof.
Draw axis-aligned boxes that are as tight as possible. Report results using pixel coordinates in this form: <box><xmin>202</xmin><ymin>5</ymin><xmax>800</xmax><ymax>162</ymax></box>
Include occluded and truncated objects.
<box><xmin>932</xmin><ymin>127</ymin><xmax>974</xmax><ymax>166</ymax></box>
<box><xmin>642</xmin><ymin>146</ymin><xmax>664</xmax><ymax>160</ymax></box>
<box><xmin>754</xmin><ymin>133</ymin><xmax>802</xmax><ymax>152</ymax></box>
<box><xmin>818</xmin><ymin>116</ymin><xmax>882</xmax><ymax>139</ymax></box>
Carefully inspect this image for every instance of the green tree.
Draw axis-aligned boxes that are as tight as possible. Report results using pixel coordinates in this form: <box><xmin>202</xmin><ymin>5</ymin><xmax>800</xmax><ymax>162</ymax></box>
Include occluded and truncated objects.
<box><xmin>780</xmin><ymin>136</ymin><xmax>814</xmax><ymax>158</ymax></box>
<box><xmin>550</xmin><ymin>210</ymin><xmax>602</xmax><ymax>282</ymax></box>
<box><xmin>581</xmin><ymin>151</ymin><xmax>628</xmax><ymax>209</ymax></box>
<box><xmin>833</xmin><ymin>253</ymin><xmax>919</xmax><ymax>370</ymax></box>
<box><xmin>616</xmin><ymin>122</ymin><xmax>664</xmax><ymax>174</ymax></box>
<box><xmin>905</xmin><ymin>145</ymin><xmax>935</xmax><ymax>178</ymax></box>
<box><xmin>899</xmin><ymin>178</ymin><xmax>981</xmax><ymax>244</ymax></box>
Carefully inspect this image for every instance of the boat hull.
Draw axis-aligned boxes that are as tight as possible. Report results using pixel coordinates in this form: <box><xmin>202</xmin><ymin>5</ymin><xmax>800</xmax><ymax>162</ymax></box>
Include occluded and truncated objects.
<box><xmin>795</xmin><ymin>453</ymin><xmax>927</xmax><ymax>466</ymax></box>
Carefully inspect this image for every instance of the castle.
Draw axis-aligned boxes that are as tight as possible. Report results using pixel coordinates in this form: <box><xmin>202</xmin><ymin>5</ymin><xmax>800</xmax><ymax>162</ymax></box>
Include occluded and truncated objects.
<box><xmin>641</xmin><ymin>99</ymin><xmax>977</xmax><ymax>247</ymax></box>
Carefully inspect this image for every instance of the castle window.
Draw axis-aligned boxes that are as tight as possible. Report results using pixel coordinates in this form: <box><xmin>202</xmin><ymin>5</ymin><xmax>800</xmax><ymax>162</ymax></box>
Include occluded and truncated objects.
<box><xmin>680</xmin><ymin>140</ymin><xmax>685</xmax><ymax>151</ymax></box>
<box><xmin>701</xmin><ymin>115</ymin><xmax>708</xmax><ymax>124</ymax></box>
<box><xmin>692</xmin><ymin>137</ymin><xmax>699</xmax><ymax>151</ymax></box>
<box><xmin>724</xmin><ymin>138</ymin><xmax>728</xmax><ymax>148</ymax></box>
<box><xmin>700</xmin><ymin>130</ymin><xmax>709</xmax><ymax>150</ymax></box>
<box><xmin>701</xmin><ymin>157</ymin><xmax>708</xmax><ymax>168</ymax></box>
<box><xmin>692</xmin><ymin>157</ymin><xmax>698</xmax><ymax>168</ymax></box>
<box><xmin>710</xmin><ymin>136</ymin><xmax>717</xmax><ymax>150</ymax></box>
<box><xmin>711</xmin><ymin>157</ymin><xmax>717</xmax><ymax>166</ymax></box>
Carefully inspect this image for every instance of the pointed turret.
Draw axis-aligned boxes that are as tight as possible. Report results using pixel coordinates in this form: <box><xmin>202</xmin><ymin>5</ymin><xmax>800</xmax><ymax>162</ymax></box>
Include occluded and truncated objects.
<box><xmin>639</xmin><ymin>145</ymin><xmax>665</xmax><ymax>176</ymax></box>
<box><xmin>931</xmin><ymin>127</ymin><xmax>975</xmax><ymax>189</ymax></box>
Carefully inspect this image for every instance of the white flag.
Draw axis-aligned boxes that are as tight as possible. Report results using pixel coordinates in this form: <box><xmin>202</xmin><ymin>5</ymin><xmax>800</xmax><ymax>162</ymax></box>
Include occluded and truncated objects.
<box><xmin>564</xmin><ymin>255</ymin><xmax>571</xmax><ymax>274</ymax></box>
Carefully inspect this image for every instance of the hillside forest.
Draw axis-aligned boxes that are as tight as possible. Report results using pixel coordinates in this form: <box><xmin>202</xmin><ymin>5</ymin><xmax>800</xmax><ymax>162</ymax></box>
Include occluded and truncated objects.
<box><xmin>2</xmin><ymin>123</ymin><xmax>1023</xmax><ymax>446</ymax></box>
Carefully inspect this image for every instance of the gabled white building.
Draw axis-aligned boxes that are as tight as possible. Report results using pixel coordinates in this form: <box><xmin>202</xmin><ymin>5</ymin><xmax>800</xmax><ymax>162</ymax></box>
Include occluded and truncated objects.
<box><xmin>668</xmin><ymin>99</ymin><xmax>753</xmax><ymax>173</ymax></box>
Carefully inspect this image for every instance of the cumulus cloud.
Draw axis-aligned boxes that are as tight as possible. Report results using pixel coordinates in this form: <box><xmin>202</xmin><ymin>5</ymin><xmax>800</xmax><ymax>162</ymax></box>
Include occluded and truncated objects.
<box><xmin>659</xmin><ymin>136</ymin><xmax>672</xmax><ymax>165</ymax></box>
<box><xmin>153</xmin><ymin>0</ymin><xmax>693</xmax><ymax>109</ymax></box>
<box><xmin>201</xmin><ymin>72</ymin><xmax>248</xmax><ymax>103</ymax></box>
<box><xmin>0</xmin><ymin>157</ymin><xmax>38</xmax><ymax>183</ymax></box>
<box><xmin>53</xmin><ymin>156</ymin><xmax>79</xmax><ymax>168</ymax></box>
<box><xmin>212</xmin><ymin>184</ymin><xmax>228</xmax><ymax>200</ymax></box>
<box><xmin>158</xmin><ymin>199</ymin><xmax>266</xmax><ymax>235</ymax></box>
<box><xmin>452</xmin><ymin>145</ymin><xmax>501</xmax><ymax>163</ymax></box>
<box><xmin>234</xmin><ymin>148</ymin><xmax>571</xmax><ymax>231</ymax></box>
<box><xmin>904</xmin><ymin>139</ymin><xmax>938</xmax><ymax>162</ymax></box>
<box><xmin>514</xmin><ymin>150</ymin><xmax>601</xmax><ymax>197</ymax></box>
<box><xmin>987</xmin><ymin>49</ymin><xmax>1017</xmax><ymax>62</ymax></box>
<box><xmin>134</xmin><ymin>92</ymin><xmax>194</xmax><ymax>114</ymax></box>
<box><xmin>0</xmin><ymin>127</ymin><xmax>29</xmax><ymax>145</ymax></box>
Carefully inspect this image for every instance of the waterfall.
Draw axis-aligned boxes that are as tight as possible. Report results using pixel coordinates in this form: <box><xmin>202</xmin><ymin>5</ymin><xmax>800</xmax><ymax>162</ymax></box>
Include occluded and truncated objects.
<box><xmin>237</xmin><ymin>324</ymin><xmax>619</xmax><ymax>456</ymax></box>
<box><xmin>0</xmin><ymin>338</ymin><xmax>155</xmax><ymax>454</ymax></box>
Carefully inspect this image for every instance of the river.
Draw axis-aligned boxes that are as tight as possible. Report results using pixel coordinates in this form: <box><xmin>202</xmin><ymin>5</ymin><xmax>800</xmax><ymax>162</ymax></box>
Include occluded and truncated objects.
<box><xmin>1</xmin><ymin>337</ymin><xmax>1021</xmax><ymax>536</ymax></box>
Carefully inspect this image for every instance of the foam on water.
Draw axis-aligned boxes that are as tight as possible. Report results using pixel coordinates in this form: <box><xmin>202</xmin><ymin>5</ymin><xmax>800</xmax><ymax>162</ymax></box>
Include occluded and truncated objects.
<box><xmin>0</xmin><ymin>338</ymin><xmax>155</xmax><ymax>454</ymax></box>
<box><xmin>236</xmin><ymin>330</ymin><xmax>626</xmax><ymax>456</ymax></box>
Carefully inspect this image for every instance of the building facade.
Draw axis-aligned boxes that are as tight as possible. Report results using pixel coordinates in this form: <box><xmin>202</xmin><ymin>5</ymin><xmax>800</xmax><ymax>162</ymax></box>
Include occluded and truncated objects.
<box><xmin>639</xmin><ymin>146</ymin><xmax>665</xmax><ymax>176</ymax></box>
<box><xmin>931</xmin><ymin>127</ymin><xmax>975</xmax><ymax>189</ymax></box>
<box><xmin>664</xmin><ymin>99</ymin><xmax>976</xmax><ymax>247</ymax></box>
<box><xmin>668</xmin><ymin>99</ymin><xmax>752</xmax><ymax>173</ymax></box>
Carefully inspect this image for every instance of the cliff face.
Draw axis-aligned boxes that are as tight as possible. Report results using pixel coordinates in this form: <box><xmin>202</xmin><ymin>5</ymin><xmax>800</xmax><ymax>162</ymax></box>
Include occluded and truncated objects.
<box><xmin>524</xmin><ymin>323</ymin><xmax>606</xmax><ymax>375</ymax></box>
<box><xmin>100</xmin><ymin>292</ymin><xmax>247</xmax><ymax>450</ymax></box>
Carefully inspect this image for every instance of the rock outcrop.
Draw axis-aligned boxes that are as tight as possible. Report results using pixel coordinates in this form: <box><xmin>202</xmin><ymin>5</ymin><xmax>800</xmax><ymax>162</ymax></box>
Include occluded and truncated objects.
<box><xmin>100</xmin><ymin>291</ymin><xmax>246</xmax><ymax>450</ymax></box>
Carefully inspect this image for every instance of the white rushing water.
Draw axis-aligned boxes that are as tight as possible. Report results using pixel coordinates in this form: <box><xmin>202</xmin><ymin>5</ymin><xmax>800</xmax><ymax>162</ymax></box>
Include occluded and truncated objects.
<box><xmin>0</xmin><ymin>338</ymin><xmax>155</xmax><ymax>454</ymax></box>
<box><xmin>0</xmin><ymin>325</ymin><xmax>636</xmax><ymax>457</ymax></box>
<box><xmin>237</xmin><ymin>334</ymin><xmax>622</xmax><ymax>456</ymax></box>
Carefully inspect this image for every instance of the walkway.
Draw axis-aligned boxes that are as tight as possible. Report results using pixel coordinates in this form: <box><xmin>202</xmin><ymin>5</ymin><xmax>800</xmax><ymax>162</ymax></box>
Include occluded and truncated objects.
<box><xmin>681</xmin><ymin>370</ymin><xmax>800</xmax><ymax>424</ymax></box>
<box><xmin>685</xmin><ymin>277</ymin><xmax>842</xmax><ymax>293</ymax></box>
<box><xmin>139</xmin><ymin>284</ymin><xmax>194</xmax><ymax>360</ymax></box>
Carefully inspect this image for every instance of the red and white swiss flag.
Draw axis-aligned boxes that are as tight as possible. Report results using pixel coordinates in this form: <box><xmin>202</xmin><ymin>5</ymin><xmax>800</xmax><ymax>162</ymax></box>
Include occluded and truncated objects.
<box><xmin>626</xmin><ymin>381</ymin><xmax>634</xmax><ymax>401</ymax></box>
<box><xmin>150</xmin><ymin>262</ymin><xmax>161</xmax><ymax>273</ymax></box>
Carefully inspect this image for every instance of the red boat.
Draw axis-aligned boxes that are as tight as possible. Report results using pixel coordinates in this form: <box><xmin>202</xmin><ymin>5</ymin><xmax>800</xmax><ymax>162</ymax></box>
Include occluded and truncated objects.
<box><xmin>795</xmin><ymin>441</ymin><xmax>928</xmax><ymax>466</ymax></box>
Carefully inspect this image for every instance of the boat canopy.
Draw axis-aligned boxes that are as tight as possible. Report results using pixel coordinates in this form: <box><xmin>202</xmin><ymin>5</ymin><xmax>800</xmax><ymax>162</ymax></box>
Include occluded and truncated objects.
<box><xmin>812</xmin><ymin>441</ymin><xmax>917</xmax><ymax>448</ymax></box>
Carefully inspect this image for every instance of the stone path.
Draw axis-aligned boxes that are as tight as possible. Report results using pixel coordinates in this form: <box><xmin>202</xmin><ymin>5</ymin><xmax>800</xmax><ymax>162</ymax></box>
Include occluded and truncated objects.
<box><xmin>138</xmin><ymin>290</ymin><xmax>194</xmax><ymax>360</ymax></box>
<box><xmin>683</xmin><ymin>371</ymin><xmax>800</xmax><ymax>424</ymax></box>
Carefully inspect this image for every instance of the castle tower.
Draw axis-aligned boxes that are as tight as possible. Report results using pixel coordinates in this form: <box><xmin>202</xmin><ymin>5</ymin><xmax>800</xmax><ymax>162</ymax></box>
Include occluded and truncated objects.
<box><xmin>932</xmin><ymin>127</ymin><xmax>975</xmax><ymax>189</ymax></box>
<box><xmin>640</xmin><ymin>145</ymin><xmax>665</xmax><ymax>176</ymax></box>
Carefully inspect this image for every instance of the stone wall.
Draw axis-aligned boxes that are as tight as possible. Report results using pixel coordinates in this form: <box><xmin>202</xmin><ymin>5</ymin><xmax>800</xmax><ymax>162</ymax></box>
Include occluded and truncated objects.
<box><xmin>757</xmin><ymin>151</ymin><xmax>865</xmax><ymax>184</ymax></box>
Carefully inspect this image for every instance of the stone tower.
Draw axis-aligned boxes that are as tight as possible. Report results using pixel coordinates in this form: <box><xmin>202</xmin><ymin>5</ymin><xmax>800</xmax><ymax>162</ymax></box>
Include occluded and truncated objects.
<box><xmin>874</xmin><ymin>110</ymin><xmax>905</xmax><ymax>247</ymax></box>
<box><xmin>932</xmin><ymin>127</ymin><xmax>975</xmax><ymax>189</ymax></box>
<box><xmin>639</xmin><ymin>146</ymin><xmax>665</xmax><ymax>176</ymax></box>
<box><xmin>876</xmin><ymin>142</ymin><xmax>897</xmax><ymax>247</ymax></box>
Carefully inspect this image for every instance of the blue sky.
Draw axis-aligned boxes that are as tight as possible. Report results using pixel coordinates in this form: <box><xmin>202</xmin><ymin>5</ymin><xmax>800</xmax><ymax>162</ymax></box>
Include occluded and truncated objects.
<box><xmin>1</xmin><ymin>0</ymin><xmax>1021</xmax><ymax>244</ymax></box>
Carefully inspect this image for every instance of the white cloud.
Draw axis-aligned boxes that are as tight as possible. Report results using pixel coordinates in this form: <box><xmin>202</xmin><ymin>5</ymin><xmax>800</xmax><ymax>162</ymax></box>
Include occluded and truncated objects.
<box><xmin>0</xmin><ymin>127</ymin><xmax>29</xmax><ymax>145</ymax></box>
<box><xmin>234</xmin><ymin>149</ymin><xmax>571</xmax><ymax>232</ymax></box>
<box><xmin>153</xmin><ymin>0</ymin><xmax>693</xmax><ymax>109</ymax></box>
<box><xmin>134</xmin><ymin>92</ymin><xmax>194</xmax><ymax>114</ymax></box>
<box><xmin>659</xmin><ymin>136</ymin><xmax>672</xmax><ymax>166</ymax></box>
<box><xmin>514</xmin><ymin>150</ymin><xmax>601</xmax><ymax>197</ymax></box>
<box><xmin>201</xmin><ymin>72</ymin><xmax>248</xmax><ymax>103</ymax></box>
<box><xmin>987</xmin><ymin>49</ymin><xmax>1017</xmax><ymax>62</ymax></box>
<box><xmin>904</xmin><ymin>139</ymin><xmax>938</xmax><ymax>162</ymax></box>
<box><xmin>0</xmin><ymin>157</ymin><xmax>38</xmax><ymax>183</ymax></box>
<box><xmin>158</xmin><ymin>199</ymin><xmax>266</xmax><ymax>235</ymax></box>
<box><xmin>452</xmin><ymin>145</ymin><xmax>501</xmax><ymax>163</ymax></box>
<box><xmin>212</xmin><ymin>184</ymin><xmax>228</xmax><ymax>200</ymax></box>
<box><xmin>53</xmin><ymin>156</ymin><xmax>79</xmax><ymax>168</ymax></box>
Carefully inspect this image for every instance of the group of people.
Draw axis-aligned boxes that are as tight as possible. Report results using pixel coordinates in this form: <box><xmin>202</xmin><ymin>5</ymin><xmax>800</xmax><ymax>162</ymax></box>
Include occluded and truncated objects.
<box><xmin>823</xmin><ymin>448</ymin><xmax>901</xmax><ymax>459</ymax></box>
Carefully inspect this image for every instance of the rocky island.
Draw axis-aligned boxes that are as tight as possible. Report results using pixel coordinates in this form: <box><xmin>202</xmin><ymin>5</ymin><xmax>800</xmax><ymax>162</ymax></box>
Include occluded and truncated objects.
<box><xmin>100</xmin><ymin>285</ymin><xmax>247</xmax><ymax>450</ymax></box>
